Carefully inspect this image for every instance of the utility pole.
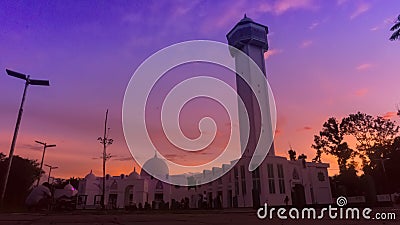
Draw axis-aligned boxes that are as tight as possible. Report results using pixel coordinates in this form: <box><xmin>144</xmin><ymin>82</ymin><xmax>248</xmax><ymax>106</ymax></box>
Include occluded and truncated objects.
<box><xmin>97</xmin><ymin>109</ymin><xmax>113</xmax><ymax>209</ymax></box>
<box><xmin>0</xmin><ymin>69</ymin><xmax>50</xmax><ymax>207</ymax></box>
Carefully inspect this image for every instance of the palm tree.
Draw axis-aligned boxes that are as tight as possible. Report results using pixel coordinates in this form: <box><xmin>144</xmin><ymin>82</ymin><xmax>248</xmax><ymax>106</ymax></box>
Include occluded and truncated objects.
<box><xmin>390</xmin><ymin>15</ymin><xmax>400</xmax><ymax>41</ymax></box>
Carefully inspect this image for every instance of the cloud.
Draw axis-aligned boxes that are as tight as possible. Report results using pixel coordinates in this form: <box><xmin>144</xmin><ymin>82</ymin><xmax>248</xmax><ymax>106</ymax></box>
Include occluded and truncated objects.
<box><xmin>337</xmin><ymin>0</ymin><xmax>348</xmax><ymax>5</ymax></box>
<box><xmin>356</xmin><ymin>63</ymin><xmax>373</xmax><ymax>71</ymax></box>
<box><xmin>114</xmin><ymin>156</ymin><xmax>134</xmax><ymax>161</ymax></box>
<box><xmin>200</xmin><ymin>0</ymin><xmax>246</xmax><ymax>33</ymax></box>
<box><xmin>297</xmin><ymin>126</ymin><xmax>312</xmax><ymax>132</ymax></box>
<box><xmin>213</xmin><ymin>1</ymin><xmax>246</xmax><ymax>29</ymax></box>
<box><xmin>354</xmin><ymin>88</ymin><xmax>368</xmax><ymax>97</ymax></box>
<box><xmin>172</xmin><ymin>1</ymin><xmax>201</xmax><ymax>17</ymax></box>
<box><xmin>201</xmin><ymin>0</ymin><xmax>319</xmax><ymax>33</ymax></box>
<box><xmin>370</xmin><ymin>26</ymin><xmax>379</xmax><ymax>31</ymax></box>
<box><xmin>300</xmin><ymin>40</ymin><xmax>313</xmax><ymax>48</ymax></box>
<box><xmin>19</xmin><ymin>143</ymin><xmax>43</xmax><ymax>151</ymax></box>
<box><xmin>264</xmin><ymin>49</ymin><xmax>283</xmax><ymax>59</ymax></box>
<box><xmin>350</xmin><ymin>2</ymin><xmax>370</xmax><ymax>20</ymax></box>
<box><xmin>370</xmin><ymin>17</ymin><xmax>397</xmax><ymax>32</ymax></box>
<box><xmin>246</xmin><ymin>0</ymin><xmax>317</xmax><ymax>15</ymax></box>
<box><xmin>273</xmin><ymin>0</ymin><xmax>317</xmax><ymax>15</ymax></box>
<box><xmin>383</xmin><ymin>111</ymin><xmax>397</xmax><ymax>119</ymax></box>
<box><xmin>164</xmin><ymin>154</ymin><xmax>179</xmax><ymax>160</ymax></box>
<box><xmin>309</xmin><ymin>22</ymin><xmax>320</xmax><ymax>30</ymax></box>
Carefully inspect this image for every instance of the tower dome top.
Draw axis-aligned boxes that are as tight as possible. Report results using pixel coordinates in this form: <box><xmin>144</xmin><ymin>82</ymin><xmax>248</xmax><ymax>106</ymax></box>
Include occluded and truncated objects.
<box><xmin>226</xmin><ymin>15</ymin><xmax>269</xmax><ymax>53</ymax></box>
<box><xmin>239</xmin><ymin>14</ymin><xmax>254</xmax><ymax>24</ymax></box>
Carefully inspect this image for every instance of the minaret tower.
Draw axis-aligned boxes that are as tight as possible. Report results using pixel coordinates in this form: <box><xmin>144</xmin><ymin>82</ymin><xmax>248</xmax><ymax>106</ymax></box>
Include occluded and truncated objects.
<box><xmin>226</xmin><ymin>15</ymin><xmax>275</xmax><ymax>158</ymax></box>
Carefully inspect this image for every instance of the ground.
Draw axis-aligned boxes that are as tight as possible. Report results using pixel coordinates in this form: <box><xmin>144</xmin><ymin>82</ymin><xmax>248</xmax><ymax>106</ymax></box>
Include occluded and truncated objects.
<box><xmin>0</xmin><ymin>208</ymin><xmax>398</xmax><ymax>225</ymax></box>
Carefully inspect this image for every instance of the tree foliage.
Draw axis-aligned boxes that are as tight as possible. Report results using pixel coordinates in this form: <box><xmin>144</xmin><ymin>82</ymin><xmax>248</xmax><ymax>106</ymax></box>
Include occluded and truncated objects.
<box><xmin>390</xmin><ymin>15</ymin><xmax>400</xmax><ymax>41</ymax></box>
<box><xmin>313</xmin><ymin>112</ymin><xmax>400</xmax><ymax>196</ymax></box>
<box><xmin>298</xmin><ymin>154</ymin><xmax>307</xmax><ymax>160</ymax></box>
<box><xmin>341</xmin><ymin>112</ymin><xmax>399</xmax><ymax>168</ymax></box>
<box><xmin>288</xmin><ymin>149</ymin><xmax>296</xmax><ymax>161</ymax></box>
<box><xmin>312</xmin><ymin>117</ymin><xmax>354</xmax><ymax>172</ymax></box>
<box><xmin>313</xmin><ymin>112</ymin><xmax>399</xmax><ymax>172</ymax></box>
<box><xmin>0</xmin><ymin>154</ymin><xmax>41</xmax><ymax>209</ymax></box>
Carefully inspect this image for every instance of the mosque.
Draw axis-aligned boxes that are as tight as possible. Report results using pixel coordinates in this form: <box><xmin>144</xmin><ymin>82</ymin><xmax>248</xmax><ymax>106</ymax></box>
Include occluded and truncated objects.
<box><xmin>77</xmin><ymin>16</ymin><xmax>332</xmax><ymax>209</ymax></box>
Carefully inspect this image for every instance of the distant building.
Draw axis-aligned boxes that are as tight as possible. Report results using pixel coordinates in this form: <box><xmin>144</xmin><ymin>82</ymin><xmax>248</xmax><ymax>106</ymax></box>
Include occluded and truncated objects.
<box><xmin>77</xmin><ymin>16</ymin><xmax>332</xmax><ymax>209</ymax></box>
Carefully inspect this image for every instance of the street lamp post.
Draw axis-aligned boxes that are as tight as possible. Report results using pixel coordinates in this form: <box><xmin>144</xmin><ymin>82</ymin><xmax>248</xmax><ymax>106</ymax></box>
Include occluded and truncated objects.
<box><xmin>44</xmin><ymin>164</ymin><xmax>58</xmax><ymax>183</ymax></box>
<box><xmin>35</xmin><ymin>141</ymin><xmax>56</xmax><ymax>186</ymax></box>
<box><xmin>0</xmin><ymin>69</ymin><xmax>50</xmax><ymax>207</ymax></box>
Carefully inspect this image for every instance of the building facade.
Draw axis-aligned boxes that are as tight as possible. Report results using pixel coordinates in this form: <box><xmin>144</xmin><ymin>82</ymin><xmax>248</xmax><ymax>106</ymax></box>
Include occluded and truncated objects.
<box><xmin>77</xmin><ymin>16</ymin><xmax>332</xmax><ymax>209</ymax></box>
<box><xmin>77</xmin><ymin>154</ymin><xmax>332</xmax><ymax>209</ymax></box>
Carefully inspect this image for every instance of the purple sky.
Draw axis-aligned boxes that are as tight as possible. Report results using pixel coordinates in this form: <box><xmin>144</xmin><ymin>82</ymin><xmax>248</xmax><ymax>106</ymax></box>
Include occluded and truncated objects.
<box><xmin>1</xmin><ymin>0</ymin><xmax>400</xmax><ymax>178</ymax></box>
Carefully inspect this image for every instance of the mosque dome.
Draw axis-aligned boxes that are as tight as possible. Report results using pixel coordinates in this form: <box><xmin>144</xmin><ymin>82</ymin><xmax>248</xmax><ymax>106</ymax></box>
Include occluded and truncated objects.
<box><xmin>128</xmin><ymin>167</ymin><xmax>141</xmax><ymax>179</ymax></box>
<box><xmin>140</xmin><ymin>153</ymin><xmax>169</xmax><ymax>179</ymax></box>
<box><xmin>64</xmin><ymin>183</ymin><xmax>75</xmax><ymax>191</ymax></box>
<box><xmin>84</xmin><ymin>170</ymin><xmax>96</xmax><ymax>180</ymax></box>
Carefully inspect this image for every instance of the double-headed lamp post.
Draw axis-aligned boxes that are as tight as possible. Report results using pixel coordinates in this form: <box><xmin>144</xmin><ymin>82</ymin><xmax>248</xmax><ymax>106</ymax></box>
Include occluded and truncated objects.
<box><xmin>44</xmin><ymin>164</ymin><xmax>58</xmax><ymax>183</ymax></box>
<box><xmin>35</xmin><ymin>141</ymin><xmax>56</xmax><ymax>186</ymax></box>
<box><xmin>0</xmin><ymin>69</ymin><xmax>50</xmax><ymax>207</ymax></box>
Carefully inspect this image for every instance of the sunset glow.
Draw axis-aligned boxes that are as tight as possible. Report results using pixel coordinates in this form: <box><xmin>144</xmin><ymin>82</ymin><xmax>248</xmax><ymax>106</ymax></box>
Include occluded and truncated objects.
<box><xmin>1</xmin><ymin>0</ymin><xmax>400</xmax><ymax>178</ymax></box>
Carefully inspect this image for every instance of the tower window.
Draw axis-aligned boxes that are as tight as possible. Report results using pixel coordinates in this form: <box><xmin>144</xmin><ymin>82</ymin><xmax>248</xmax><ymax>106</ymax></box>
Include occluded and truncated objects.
<box><xmin>267</xmin><ymin>164</ymin><xmax>275</xmax><ymax>194</ymax></box>
<box><xmin>277</xmin><ymin>164</ymin><xmax>285</xmax><ymax>194</ymax></box>
<box><xmin>240</xmin><ymin>165</ymin><xmax>246</xmax><ymax>195</ymax></box>
<box><xmin>252</xmin><ymin>167</ymin><xmax>261</xmax><ymax>191</ymax></box>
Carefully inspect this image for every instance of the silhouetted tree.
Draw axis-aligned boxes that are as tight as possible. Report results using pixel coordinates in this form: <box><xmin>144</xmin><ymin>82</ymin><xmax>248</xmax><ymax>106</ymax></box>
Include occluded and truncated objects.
<box><xmin>341</xmin><ymin>112</ymin><xmax>399</xmax><ymax>169</ymax></box>
<box><xmin>53</xmin><ymin>177</ymin><xmax>81</xmax><ymax>189</ymax></box>
<box><xmin>390</xmin><ymin>15</ymin><xmax>400</xmax><ymax>41</ymax></box>
<box><xmin>288</xmin><ymin>149</ymin><xmax>296</xmax><ymax>161</ymax></box>
<box><xmin>385</xmin><ymin>136</ymin><xmax>400</xmax><ymax>193</ymax></box>
<box><xmin>298</xmin><ymin>154</ymin><xmax>307</xmax><ymax>160</ymax></box>
<box><xmin>312</xmin><ymin>117</ymin><xmax>355</xmax><ymax>172</ymax></box>
<box><xmin>331</xmin><ymin>166</ymin><xmax>362</xmax><ymax>197</ymax></box>
<box><xmin>0</xmin><ymin>153</ymin><xmax>5</xmax><ymax>161</ymax></box>
<box><xmin>0</xmin><ymin>154</ymin><xmax>41</xmax><ymax>209</ymax></box>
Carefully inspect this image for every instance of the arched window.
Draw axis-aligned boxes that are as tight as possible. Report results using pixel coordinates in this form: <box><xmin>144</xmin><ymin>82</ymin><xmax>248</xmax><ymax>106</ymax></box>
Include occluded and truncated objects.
<box><xmin>156</xmin><ymin>181</ymin><xmax>163</xmax><ymax>190</ymax></box>
<box><xmin>110</xmin><ymin>180</ymin><xmax>118</xmax><ymax>190</ymax></box>
<box><xmin>292</xmin><ymin>168</ymin><xmax>299</xmax><ymax>180</ymax></box>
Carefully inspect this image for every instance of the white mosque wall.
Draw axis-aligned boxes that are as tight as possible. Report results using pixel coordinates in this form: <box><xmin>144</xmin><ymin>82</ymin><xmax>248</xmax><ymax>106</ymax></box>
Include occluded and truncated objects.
<box><xmin>77</xmin><ymin>153</ymin><xmax>332</xmax><ymax>209</ymax></box>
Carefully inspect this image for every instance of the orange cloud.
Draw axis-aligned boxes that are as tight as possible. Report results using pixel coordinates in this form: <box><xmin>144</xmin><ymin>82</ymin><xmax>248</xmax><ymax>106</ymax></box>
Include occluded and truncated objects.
<box><xmin>297</xmin><ymin>126</ymin><xmax>312</xmax><ymax>131</ymax></box>
<box><xmin>264</xmin><ymin>49</ymin><xmax>283</xmax><ymax>59</ymax></box>
<box><xmin>354</xmin><ymin>88</ymin><xmax>368</xmax><ymax>97</ymax></box>
<box><xmin>383</xmin><ymin>111</ymin><xmax>397</xmax><ymax>119</ymax></box>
